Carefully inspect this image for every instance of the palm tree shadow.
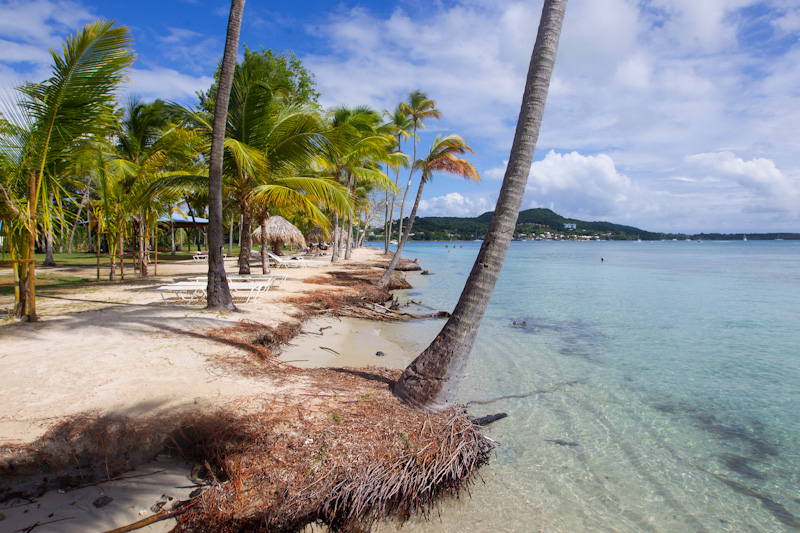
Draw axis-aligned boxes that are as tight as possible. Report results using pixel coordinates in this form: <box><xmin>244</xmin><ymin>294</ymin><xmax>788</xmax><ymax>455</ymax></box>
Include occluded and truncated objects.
<box><xmin>329</xmin><ymin>368</ymin><xmax>396</xmax><ymax>388</ymax></box>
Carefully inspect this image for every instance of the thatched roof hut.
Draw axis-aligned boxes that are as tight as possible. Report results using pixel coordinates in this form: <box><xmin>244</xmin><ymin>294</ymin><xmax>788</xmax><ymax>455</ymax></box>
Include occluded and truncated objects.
<box><xmin>252</xmin><ymin>216</ymin><xmax>306</xmax><ymax>249</ymax></box>
<box><xmin>305</xmin><ymin>225</ymin><xmax>325</xmax><ymax>243</ymax></box>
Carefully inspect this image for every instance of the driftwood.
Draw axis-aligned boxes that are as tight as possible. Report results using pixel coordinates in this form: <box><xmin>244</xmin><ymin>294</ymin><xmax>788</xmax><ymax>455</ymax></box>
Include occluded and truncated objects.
<box><xmin>104</xmin><ymin>499</ymin><xmax>194</xmax><ymax>533</ymax></box>
<box><xmin>470</xmin><ymin>413</ymin><xmax>508</xmax><ymax>426</ymax></box>
<box><xmin>334</xmin><ymin>302</ymin><xmax>450</xmax><ymax>322</ymax></box>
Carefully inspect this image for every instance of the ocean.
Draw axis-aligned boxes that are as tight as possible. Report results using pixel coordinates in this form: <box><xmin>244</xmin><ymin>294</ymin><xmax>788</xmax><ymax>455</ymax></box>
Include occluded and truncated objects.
<box><xmin>374</xmin><ymin>240</ymin><xmax>800</xmax><ymax>532</ymax></box>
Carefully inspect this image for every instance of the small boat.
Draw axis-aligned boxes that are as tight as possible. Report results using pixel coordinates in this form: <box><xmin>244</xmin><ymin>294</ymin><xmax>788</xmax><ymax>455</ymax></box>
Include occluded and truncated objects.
<box><xmin>743</xmin><ymin>235</ymin><xmax>748</xmax><ymax>241</ymax></box>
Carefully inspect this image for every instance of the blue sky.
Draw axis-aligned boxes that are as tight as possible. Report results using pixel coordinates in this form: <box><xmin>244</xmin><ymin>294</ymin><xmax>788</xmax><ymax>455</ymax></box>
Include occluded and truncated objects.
<box><xmin>2</xmin><ymin>0</ymin><xmax>799</xmax><ymax>233</ymax></box>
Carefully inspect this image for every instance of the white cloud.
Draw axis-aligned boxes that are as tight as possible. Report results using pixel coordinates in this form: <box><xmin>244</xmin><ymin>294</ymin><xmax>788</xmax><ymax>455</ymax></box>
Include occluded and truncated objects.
<box><xmin>0</xmin><ymin>0</ymin><xmax>93</xmax><ymax>46</ymax></box>
<box><xmin>523</xmin><ymin>151</ymin><xmax>633</xmax><ymax>218</ymax></box>
<box><xmin>418</xmin><ymin>192</ymin><xmax>494</xmax><ymax>218</ymax></box>
<box><xmin>686</xmin><ymin>151</ymin><xmax>800</xmax><ymax>207</ymax></box>
<box><xmin>127</xmin><ymin>68</ymin><xmax>214</xmax><ymax>102</ymax></box>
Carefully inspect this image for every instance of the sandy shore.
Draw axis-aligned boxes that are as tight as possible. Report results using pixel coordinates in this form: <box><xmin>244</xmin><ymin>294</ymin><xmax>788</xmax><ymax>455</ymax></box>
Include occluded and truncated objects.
<box><xmin>0</xmin><ymin>247</ymin><xmax>417</xmax><ymax>532</ymax></box>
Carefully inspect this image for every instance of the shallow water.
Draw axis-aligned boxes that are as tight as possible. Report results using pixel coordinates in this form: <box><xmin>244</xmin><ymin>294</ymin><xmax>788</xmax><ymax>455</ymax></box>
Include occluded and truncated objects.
<box><xmin>375</xmin><ymin>240</ymin><xmax>800</xmax><ymax>532</ymax></box>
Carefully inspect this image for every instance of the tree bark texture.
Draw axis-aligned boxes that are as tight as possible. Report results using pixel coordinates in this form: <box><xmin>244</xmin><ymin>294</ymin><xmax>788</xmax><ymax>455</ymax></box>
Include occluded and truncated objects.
<box><xmin>44</xmin><ymin>227</ymin><xmax>55</xmax><ymax>267</ymax></box>
<box><xmin>331</xmin><ymin>212</ymin><xmax>340</xmax><ymax>262</ymax></box>
<box><xmin>237</xmin><ymin>202</ymin><xmax>252</xmax><ymax>275</ymax></box>
<box><xmin>345</xmin><ymin>216</ymin><xmax>354</xmax><ymax>259</ymax></box>
<box><xmin>260</xmin><ymin>217</ymin><xmax>270</xmax><ymax>274</ymax></box>
<box><xmin>393</xmin><ymin>0</ymin><xmax>568</xmax><ymax>411</ymax></box>
<box><xmin>206</xmin><ymin>0</ymin><xmax>245</xmax><ymax>311</ymax></box>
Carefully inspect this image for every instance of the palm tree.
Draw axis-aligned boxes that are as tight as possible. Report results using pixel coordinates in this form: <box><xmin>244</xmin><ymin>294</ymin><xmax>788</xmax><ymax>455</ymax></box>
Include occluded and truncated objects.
<box><xmin>392</xmin><ymin>0</ymin><xmax>568</xmax><ymax>411</ymax></box>
<box><xmin>383</xmin><ymin>104</ymin><xmax>413</xmax><ymax>254</ymax></box>
<box><xmin>396</xmin><ymin>90</ymin><xmax>440</xmax><ymax>244</ymax></box>
<box><xmin>114</xmin><ymin>97</ymin><xmax>199</xmax><ymax>277</ymax></box>
<box><xmin>376</xmin><ymin>134</ymin><xmax>479</xmax><ymax>289</ymax></box>
<box><xmin>206</xmin><ymin>0</ymin><xmax>245</xmax><ymax>310</ymax></box>
<box><xmin>0</xmin><ymin>20</ymin><xmax>134</xmax><ymax>321</ymax></box>
<box><xmin>316</xmin><ymin>106</ymin><xmax>401</xmax><ymax>262</ymax></box>
<box><xmin>146</xmin><ymin>58</ymin><xmax>344</xmax><ymax>275</ymax></box>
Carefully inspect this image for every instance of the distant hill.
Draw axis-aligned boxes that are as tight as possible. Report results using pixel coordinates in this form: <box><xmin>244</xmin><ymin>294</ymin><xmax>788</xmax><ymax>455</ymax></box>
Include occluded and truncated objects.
<box><xmin>369</xmin><ymin>208</ymin><xmax>799</xmax><ymax>241</ymax></box>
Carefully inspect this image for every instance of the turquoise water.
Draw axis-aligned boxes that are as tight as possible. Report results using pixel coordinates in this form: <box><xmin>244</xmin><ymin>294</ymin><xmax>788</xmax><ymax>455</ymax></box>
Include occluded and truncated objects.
<box><xmin>376</xmin><ymin>240</ymin><xmax>800</xmax><ymax>532</ymax></box>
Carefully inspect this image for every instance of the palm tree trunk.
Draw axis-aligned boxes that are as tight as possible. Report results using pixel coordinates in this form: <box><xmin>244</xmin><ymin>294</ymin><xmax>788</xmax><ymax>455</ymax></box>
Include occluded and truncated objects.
<box><xmin>237</xmin><ymin>202</ymin><xmax>252</xmax><ymax>275</ymax></box>
<box><xmin>331</xmin><ymin>212</ymin><xmax>340</xmax><ymax>262</ymax></box>
<box><xmin>87</xmin><ymin>212</ymin><xmax>94</xmax><ymax>253</ymax></box>
<box><xmin>393</xmin><ymin>0</ymin><xmax>567</xmax><ymax>411</ymax></box>
<box><xmin>205</xmin><ymin>0</ymin><xmax>244</xmax><ymax>310</ymax></box>
<box><xmin>396</xmin><ymin>125</ymin><xmax>418</xmax><ymax>243</ymax></box>
<box><xmin>140</xmin><ymin>217</ymin><xmax>149</xmax><ymax>277</ymax></box>
<box><xmin>384</xmin><ymin>187</ymin><xmax>391</xmax><ymax>253</ymax></box>
<box><xmin>259</xmin><ymin>218</ymin><xmax>270</xmax><ymax>274</ymax></box>
<box><xmin>169</xmin><ymin>206</ymin><xmax>176</xmax><ymax>254</ymax></box>
<box><xmin>376</xmin><ymin>176</ymin><xmax>426</xmax><ymax>289</ymax></box>
<box><xmin>68</xmin><ymin>181</ymin><xmax>91</xmax><ymax>254</ymax></box>
<box><xmin>345</xmin><ymin>215</ymin><xmax>354</xmax><ymax>259</ymax></box>
<box><xmin>228</xmin><ymin>212</ymin><xmax>234</xmax><ymax>256</ymax></box>
<box><xmin>58</xmin><ymin>218</ymin><xmax>64</xmax><ymax>254</ymax></box>
<box><xmin>44</xmin><ymin>227</ymin><xmax>56</xmax><ymax>267</ymax></box>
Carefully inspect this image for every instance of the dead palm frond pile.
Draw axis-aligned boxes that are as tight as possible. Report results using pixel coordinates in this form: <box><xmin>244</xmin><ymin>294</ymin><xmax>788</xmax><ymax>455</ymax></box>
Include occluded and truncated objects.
<box><xmin>172</xmin><ymin>367</ymin><xmax>493</xmax><ymax>532</ymax></box>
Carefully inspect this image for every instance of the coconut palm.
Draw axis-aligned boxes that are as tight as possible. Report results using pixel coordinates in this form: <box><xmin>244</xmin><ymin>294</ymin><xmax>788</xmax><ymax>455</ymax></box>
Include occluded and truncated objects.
<box><xmin>376</xmin><ymin>134</ymin><xmax>479</xmax><ymax>290</ymax></box>
<box><xmin>396</xmin><ymin>90</ymin><xmax>440</xmax><ymax>244</ymax></box>
<box><xmin>317</xmin><ymin>106</ymin><xmax>402</xmax><ymax>262</ymax></box>
<box><xmin>0</xmin><ymin>20</ymin><xmax>134</xmax><ymax>320</ymax></box>
<box><xmin>383</xmin><ymin>104</ymin><xmax>413</xmax><ymax>253</ymax></box>
<box><xmin>146</xmin><ymin>52</ymin><xmax>347</xmax><ymax>275</ymax></box>
<box><xmin>113</xmin><ymin>97</ymin><xmax>201</xmax><ymax>277</ymax></box>
<box><xmin>392</xmin><ymin>0</ymin><xmax>568</xmax><ymax>411</ymax></box>
<box><xmin>207</xmin><ymin>0</ymin><xmax>244</xmax><ymax>310</ymax></box>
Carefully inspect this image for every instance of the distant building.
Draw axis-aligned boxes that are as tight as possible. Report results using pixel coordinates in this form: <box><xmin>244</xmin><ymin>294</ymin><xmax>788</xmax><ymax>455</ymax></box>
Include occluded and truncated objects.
<box><xmin>563</xmin><ymin>223</ymin><xmax>577</xmax><ymax>230</ymax></box>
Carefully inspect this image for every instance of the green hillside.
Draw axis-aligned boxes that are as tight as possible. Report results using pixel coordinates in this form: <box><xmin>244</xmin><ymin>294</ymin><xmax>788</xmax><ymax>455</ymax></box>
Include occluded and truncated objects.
<box><xmin>368</xmin><ymin>208</ymin><xmax>799</xmax><ymax>241</ymax></box>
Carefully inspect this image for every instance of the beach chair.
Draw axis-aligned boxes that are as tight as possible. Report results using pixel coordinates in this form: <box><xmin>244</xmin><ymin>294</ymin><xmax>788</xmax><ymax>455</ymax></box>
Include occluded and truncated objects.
<box><xmin>155</xmin><ymin>282</ymin><xmax>207</xmax><ymax>304</ymax></box>
<box><xmin>189</xmin><ymin>273</ymin><xmax>289</xmax><ymax>289</ymax></box>
<box><xmin>267</xmin><ymin>252</ymin><xmax>325</xmax><ymax>268</ymax></box>
<box><xmin>228</xmin><ymin>273</ymin><xmax>289</xmax><ymax>288</ymax></box>
<box><xmin>228</xmin><ymin>279</ymin><xmax>274</xmax><ymax>303</ymax></box>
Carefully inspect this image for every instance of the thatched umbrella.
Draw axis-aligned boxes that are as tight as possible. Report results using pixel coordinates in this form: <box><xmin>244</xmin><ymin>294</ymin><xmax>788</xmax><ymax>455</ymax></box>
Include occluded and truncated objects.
<box><xmin>253</xmin><ymin>215</ymin><xmax>306</xmax><ymax>250</ymax></box>
<box><xmin>306</xmin><ymin>225</ymin><xmax>324</xmax><ymax>244</ymax></box>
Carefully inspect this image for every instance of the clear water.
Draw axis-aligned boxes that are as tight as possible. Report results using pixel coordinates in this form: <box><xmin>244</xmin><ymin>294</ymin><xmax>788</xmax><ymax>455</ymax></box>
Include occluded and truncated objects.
<box><xmin>376</xmin><ymin>240</ymin><xmax>800</xmax><ymax>532</ymax></box>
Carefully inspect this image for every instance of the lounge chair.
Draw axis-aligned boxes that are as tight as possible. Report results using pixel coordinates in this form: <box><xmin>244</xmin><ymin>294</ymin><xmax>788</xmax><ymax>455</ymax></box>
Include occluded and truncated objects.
<box><xmin>156</xmin><ymin>279</ymin><xmax>273</xmax><ymax>304</ymax></box>
<box><xmin>267</xmin><ymin>251</ymin><xmax>325</xmax><ymax>268</ymax></box>
<box><xmin>188</xmin><ymin>273</ymin><xmax>289</xmax><ymax>288</ymax></box>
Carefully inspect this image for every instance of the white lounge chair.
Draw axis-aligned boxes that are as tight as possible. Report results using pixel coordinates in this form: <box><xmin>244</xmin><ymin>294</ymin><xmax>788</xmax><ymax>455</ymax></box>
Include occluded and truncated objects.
<box><xmin>188</xmin><ymin>273</ymin><xmax>289</xmax><ymax>288</ymax></box>
<box><xmin>156</xmin><ymin>279</ymin><xmax>273</xmax><ymax>304</ymax></box>
<box><xmin>267</xmin><ymin>251</ymin><xmax>325</xmax><ymax>268</ymax></box>
<box><xmin>155</xmin><ymin>282</ymin><xmax>207</xmax><ymax>304</ymax></box>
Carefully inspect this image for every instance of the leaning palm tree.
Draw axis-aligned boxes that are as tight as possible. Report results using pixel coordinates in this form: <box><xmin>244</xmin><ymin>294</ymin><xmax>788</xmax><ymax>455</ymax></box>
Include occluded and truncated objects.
<box><xmin>206</xmin><ymin>0</ymin><xmax>245</xmax><ymax>310</ymax></box>
<box><xmin>0</xmin><ymin>20</ymin><xmax>134</xmax><ymax>321</ymax></box>
<box><xmin>393</xmin><ymin>0</ymin><xmax>568</xmax><ymax>411</ymax></box>
<box><xmin>396</xmin><ymin>90</ymin><xmax>440</xmax><ymax>243</ymax></box>
<box><xmin>376</xmin><ymin>134</ymin><xmax>479</xmax><ymax>289</ymax></box>
<box><xmin>383</xmin><ymin>104</ymin><xmax>413</xmax><ymax>253</ymax></box>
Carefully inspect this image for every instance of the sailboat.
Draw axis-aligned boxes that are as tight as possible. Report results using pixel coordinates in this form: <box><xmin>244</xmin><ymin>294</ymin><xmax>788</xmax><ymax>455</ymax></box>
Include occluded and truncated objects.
<box><xmin>743</xmin><ymin>235</ymin><xmax>748</xmax><ymax>241</ymax></box>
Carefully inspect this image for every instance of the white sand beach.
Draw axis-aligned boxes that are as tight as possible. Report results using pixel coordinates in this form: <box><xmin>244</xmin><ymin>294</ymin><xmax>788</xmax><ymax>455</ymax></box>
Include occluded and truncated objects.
<box><xmin>0</xmin><ymin>247</ymin><xmax>415</xmax><ymax>532</ymax></box>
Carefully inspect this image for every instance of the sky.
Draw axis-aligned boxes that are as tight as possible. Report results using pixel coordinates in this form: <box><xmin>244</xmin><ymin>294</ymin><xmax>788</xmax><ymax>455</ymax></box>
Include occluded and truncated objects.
<box><xmin>1</xmin><ymin>0</ymin><xmax>799</xmax><ymax>234</ymax></box>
